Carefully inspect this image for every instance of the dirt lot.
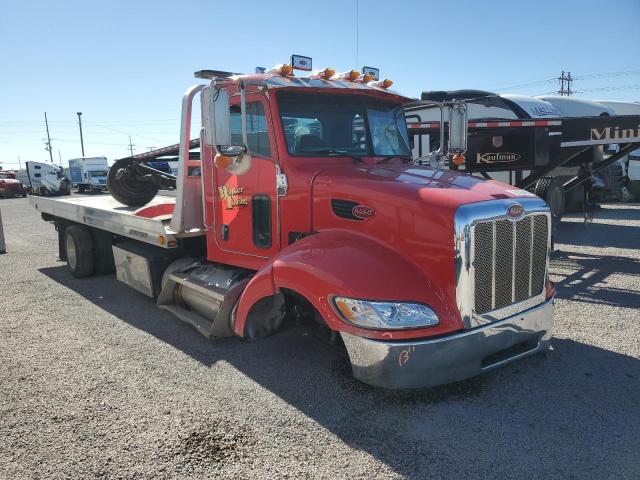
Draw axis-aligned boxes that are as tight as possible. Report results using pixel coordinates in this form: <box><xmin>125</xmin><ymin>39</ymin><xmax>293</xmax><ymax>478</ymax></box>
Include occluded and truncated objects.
<box><xmin>1</xmin><ymin>195</ymin><xmax>639</xmax><ymax>479</ymax></box>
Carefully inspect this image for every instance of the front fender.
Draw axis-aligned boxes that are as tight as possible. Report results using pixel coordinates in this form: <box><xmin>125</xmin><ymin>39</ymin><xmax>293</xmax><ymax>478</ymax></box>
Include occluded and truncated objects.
<box><xmin>234</xmin><ymin>229</ymin><xmax>461</xmax><ymax>341</ymax></box>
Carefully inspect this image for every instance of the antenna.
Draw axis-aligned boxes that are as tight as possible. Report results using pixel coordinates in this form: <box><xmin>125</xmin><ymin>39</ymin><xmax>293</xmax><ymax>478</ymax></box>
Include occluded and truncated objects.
<box><xmin>355</xmin><ymin>0</ymin><xmax>359</xmax><ymax>66</ymax></box>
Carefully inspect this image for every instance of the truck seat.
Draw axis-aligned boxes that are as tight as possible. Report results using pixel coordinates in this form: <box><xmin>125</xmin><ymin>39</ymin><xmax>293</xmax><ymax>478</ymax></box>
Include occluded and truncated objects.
<box><xmin>296</xmin><ymin>134</ymin><xmax>324</xmax><ymax>153</ymax></box>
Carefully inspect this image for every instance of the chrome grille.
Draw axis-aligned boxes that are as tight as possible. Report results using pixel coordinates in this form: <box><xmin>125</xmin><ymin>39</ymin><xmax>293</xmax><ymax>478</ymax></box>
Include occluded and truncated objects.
<box><xmin>473</xmin><ymin>214</ymin><xmax>548</xmax><ymax>315</ymax></box>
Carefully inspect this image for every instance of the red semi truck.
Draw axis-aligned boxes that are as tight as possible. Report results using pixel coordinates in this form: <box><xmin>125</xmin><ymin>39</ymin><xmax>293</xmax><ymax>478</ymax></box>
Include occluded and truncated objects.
<box><xmin>31</xmin><ymin>56</ymin><xmax>554</xmax><ymax>388</ymax></box>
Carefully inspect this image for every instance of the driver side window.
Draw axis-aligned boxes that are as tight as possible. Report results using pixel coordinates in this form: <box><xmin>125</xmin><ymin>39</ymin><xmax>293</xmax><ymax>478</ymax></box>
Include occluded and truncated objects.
<box><xmin>230</xmin><ymin>102</ymin><xmax>271</xmax><ymax>157</ymax></box>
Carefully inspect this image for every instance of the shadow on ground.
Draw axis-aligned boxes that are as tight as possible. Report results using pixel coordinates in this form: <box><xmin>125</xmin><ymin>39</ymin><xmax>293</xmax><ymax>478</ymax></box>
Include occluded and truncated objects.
<box><xmin>39</xmin><ymin>265</ymin><xmax>640</xmax><ymax>478</ymax></box>
<box><xmin>550</xmin><ymin>252</ymin><xmax>640</xmax><ymax>309</ymax></box>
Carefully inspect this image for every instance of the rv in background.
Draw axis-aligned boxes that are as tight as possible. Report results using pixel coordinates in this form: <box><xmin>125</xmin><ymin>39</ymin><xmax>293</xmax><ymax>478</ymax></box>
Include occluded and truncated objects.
<box><xmin>68</xmin><ymin>157</ymin><xmax>109</xmax><ymax>192</ymax></box>
<box><xmin>26</xmin><ymin>162</ymin><xmax>71</xmax><ymax>196</ymax></box>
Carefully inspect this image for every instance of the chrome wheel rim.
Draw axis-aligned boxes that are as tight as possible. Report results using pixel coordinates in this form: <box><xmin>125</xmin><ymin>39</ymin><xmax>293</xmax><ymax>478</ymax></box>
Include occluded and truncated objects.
<box><xmin>66</xmin><ymin>235</ymin><xmax>77</xmax><ymax>270</ymax></box>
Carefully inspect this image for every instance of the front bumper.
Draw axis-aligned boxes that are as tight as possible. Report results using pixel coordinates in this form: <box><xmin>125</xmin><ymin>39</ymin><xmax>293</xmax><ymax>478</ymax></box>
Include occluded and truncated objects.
<box><xmin>340</xmin><ymin>298</ymin><xmax>554</xmax><ymax>389</ymax></box>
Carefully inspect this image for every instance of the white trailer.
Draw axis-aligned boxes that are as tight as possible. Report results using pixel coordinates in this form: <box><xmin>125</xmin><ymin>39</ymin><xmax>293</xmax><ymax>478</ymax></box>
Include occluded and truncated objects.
<box><xmin>68</xmin><ymin>157</ymin><xmax>109</xmax><ymax>192</ymax></box>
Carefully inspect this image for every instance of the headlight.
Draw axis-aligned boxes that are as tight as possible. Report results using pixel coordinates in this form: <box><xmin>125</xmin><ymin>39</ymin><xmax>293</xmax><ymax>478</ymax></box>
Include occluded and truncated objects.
<box><xmin>333</xmin><ymin>297</ymin><xmax>439</xmax><ymax>329</ymax></box>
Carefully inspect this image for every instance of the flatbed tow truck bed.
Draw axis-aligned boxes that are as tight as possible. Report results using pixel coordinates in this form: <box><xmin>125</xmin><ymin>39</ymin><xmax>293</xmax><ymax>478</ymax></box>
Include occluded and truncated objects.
<box><xmin>29</xmin><ymin>194</ymin><xmax>204</xmax><ymax>249</ymax></box>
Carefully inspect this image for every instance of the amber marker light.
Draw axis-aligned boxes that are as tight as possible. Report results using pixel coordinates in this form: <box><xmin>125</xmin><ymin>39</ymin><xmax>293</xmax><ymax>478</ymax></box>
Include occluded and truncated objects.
<box><xmin>336</xmin><ymin>70</ymin><xmax>360</xmax><ymax>81</ymax></box>
<box><xmin>309</xmin><ymin>67</ymin><xmax>335</xmax><ymax>79</ymax></box>
<box><xmin>266</xmin><ymin>64</ymin><xmax>293</xmax><ymax>76</ymax></box>
<box><xmin>214</xmin><ymin>153</ymin><xmax>233</xmax><ymax>169</ymax></box>
<box><xmin>451</xmin><ymin>153</ymin><xmax>466</xmax><ymax>166</ymax></box>
<box><xmin>334</xmin><ymin>297</ymin><xmax>356</xmax><ymax>322</ymax></box>
<box><xmin>372</xmin><ymin>79</ymin><xmax>393</xmax><ymax>88</ymax></box>
<box><xmin>361</xmin><ymin>72</ymin><xmax>374</xmax><ymax>83</ymax></box>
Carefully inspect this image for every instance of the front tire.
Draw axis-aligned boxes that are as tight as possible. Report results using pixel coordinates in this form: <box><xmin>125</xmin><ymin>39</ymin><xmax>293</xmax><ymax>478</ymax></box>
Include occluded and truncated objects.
<box><xmin>65</xmin><ymin>225</ymin><xmax>95</xmax><ymax>278</ymax></box>
<box><xmin>107</xmin><ymin>158</ymin><xmax>159</xmax><ymax>207</ymax></box>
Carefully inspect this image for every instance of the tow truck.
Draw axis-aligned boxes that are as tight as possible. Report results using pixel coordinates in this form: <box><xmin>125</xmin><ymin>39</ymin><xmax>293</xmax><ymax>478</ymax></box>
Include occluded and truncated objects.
<box><xmin>31</xmin><ymin>56</ymin><xmax>554</xmax><ymax>389</ymax></box>
<box><xmin>405</xmin><ymin>91</ymin><xmax>640</xmax><ymax>227</ymax></box>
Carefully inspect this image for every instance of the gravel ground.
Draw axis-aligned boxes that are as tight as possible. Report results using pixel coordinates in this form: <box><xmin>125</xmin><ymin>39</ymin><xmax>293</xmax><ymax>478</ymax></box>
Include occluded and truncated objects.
<box><xmin>1</xmin><ymin>195</ymin><xmax>639</xmax><ymax>479</ymax></box>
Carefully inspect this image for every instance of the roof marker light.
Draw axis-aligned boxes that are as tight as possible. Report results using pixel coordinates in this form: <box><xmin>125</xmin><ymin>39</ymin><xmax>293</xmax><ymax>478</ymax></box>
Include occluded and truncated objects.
<box><xmin>336</xmin><ymin>70</ymin><xmax>360</xmax><ymax>81</ymax></box>
<box><xmin>309</xmin><ymin>67</ymin><xmax>335</xmax><ymax>80</ymax></box>
<box><xmin>372</xmin><ymin>79</ymin><xmax>393</xmax><ymax>89</ymax></box>
<box><xmin>266</xmin><ymin>64</ymin><xmax>293</xmax><ymax>76</ymax></box>
<box><xmin>359</xmin><ymin>72</ymin><xmax>374</xmax><ymax>83</ymax></box>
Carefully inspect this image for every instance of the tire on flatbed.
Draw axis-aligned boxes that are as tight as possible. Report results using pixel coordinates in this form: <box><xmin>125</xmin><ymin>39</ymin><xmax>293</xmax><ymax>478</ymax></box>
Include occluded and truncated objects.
<box><xmin>65</xmin><ymin>225</ymin><xmax>95</xmax><ymax>278</ymax></box>
<box><xmin>534</xmin><ymin>176</ymin><xmax>565</xmax><ymax>228</ymax></box>
<box><xmin>107</xmin><ymin>158</ymin><xmax>159</xmax><ymax>207</ymax></box>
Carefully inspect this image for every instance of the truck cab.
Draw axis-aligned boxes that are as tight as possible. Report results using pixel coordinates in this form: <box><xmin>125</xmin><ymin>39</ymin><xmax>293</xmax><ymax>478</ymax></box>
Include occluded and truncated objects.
<box><xmin>34</xmin><ymin>57</ymin><xmax>555</xmax><ymax>389</ymax></box>
<box><xmin>68</xmin><ymin>157</ymin><xmax>109</xmax><ymax>192</ymax></box>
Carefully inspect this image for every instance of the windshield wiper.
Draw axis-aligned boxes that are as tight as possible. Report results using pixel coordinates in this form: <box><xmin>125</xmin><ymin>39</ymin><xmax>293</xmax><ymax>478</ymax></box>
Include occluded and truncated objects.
<box><xmin>312</xmin><ymin>149</ymin><xmax>364</xmax><ymax>164</ymax></box>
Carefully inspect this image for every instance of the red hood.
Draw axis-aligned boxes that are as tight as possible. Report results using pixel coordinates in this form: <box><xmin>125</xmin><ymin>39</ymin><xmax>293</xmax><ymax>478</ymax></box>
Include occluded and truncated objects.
<box><xmin>312</xmin><ymin>164</ymin><xmax>534</xmax><ymax>213</ymax></box>
<box><xmin>310</xmin><ymin>164</ymin><xmax>542</xmax><ymax>329</ymax></box>
<box><xmin>0</xmin><ymin>178</ymin><xmax>21</xmax><ymax>185</ymax></box>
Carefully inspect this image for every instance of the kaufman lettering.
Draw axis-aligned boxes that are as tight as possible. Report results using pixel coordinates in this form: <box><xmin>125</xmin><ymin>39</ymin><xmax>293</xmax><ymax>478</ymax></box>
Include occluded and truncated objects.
<box><xmin>476</xmin><ymin>152</ymin><xmax>521</xmax><ymax>164</ymax></box>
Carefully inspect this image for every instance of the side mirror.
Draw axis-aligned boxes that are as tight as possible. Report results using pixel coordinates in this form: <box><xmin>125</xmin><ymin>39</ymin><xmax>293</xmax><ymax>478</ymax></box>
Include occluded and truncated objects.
<box><xmin>448</xmin><ymin>103</ymin><xmax>468</xmax><ymax>154</ymax></box>
<box><xmin>203</xmin><ymin>87</ymin><xmax>231</xmax><ymax>147</ymax></box>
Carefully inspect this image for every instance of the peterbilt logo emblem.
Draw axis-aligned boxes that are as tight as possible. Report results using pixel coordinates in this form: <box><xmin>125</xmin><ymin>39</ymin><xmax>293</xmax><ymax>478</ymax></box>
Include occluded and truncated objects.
<box><xmin>352</xmin><ymin>205</ymin><xmax>376</xmax><ymax>219</ymax></box>
<box><xmin>506</xmin><ymin>204</ymin><xmax>524</xmax><ymax>218</ymax></box>
<box><xmin>492</xmin><ymin>136</ymin><xmax>503</xmax><ymax>148</ymax></box>
<box><xmin>476</xmin><ymin>152</ymin><xmax>521</xmax><ymax>163</ymax></box>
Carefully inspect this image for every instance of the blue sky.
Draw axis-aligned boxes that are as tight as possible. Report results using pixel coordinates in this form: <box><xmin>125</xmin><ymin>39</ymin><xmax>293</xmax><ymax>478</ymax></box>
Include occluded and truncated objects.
<box><xmin>1</xmin><ymin>0</ymin><xmax>639</xmax><ymax>168</ymax></box>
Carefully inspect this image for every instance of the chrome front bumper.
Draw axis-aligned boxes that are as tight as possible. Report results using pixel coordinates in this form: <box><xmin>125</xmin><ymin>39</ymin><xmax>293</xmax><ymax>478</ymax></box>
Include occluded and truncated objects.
<box><xmin>340</xmin><ymin>298</ymin><xmax>554</xmax><ymax>389</ymax></box>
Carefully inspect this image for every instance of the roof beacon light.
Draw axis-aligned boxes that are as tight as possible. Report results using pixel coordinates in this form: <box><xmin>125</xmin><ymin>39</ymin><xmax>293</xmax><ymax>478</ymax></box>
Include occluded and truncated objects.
<box><xmin>372</xmin><ymin>78</ymin><xmax>393</xmax><ymax>89</ymax></box>
<box><xmin>361</xmin><ymin>66</ymin><xmax>380</xmax><ymax>81</ymax></box>
<box><xmin>309</xmin><ymin>67</ymin><xmax>335</xmax><ymax>80</ymax></box>
<box><xmin>336</xmin><ymin>70</ymin><xmax>360</xmax><ymax>81</ymax></box>
<box><xmin>291</xmin><ymin>54</ymin><xmax>313</xmax><ymax>71</ymax></box>
<box><xmin>266</xmin><ymin>64</ymin><xmax>293</xmax><ymax>76</ymax></box>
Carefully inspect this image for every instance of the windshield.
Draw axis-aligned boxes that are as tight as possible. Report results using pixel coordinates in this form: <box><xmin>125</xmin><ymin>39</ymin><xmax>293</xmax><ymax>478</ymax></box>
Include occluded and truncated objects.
<box><xmin>0</xmin><ymin>173</ymin><xmax>11</xmax><ymax>179</ymax></box>
<box><xmin>277</xmin><ymin>91</ymin><xmax>410</xmax><ymax>158</ymax></box>
<box><xmin>88</xmin><ymin>170</ymin><xmax>108</xmax><ymax>177</ymax></box>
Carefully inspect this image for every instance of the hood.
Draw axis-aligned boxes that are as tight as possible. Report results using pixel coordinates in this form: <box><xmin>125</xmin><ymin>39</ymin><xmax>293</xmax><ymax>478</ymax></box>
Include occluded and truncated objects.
<box><xmin>0</xmin><ymin>178</ymin><xmax>21</xmax><ymax>185</ymax></box>
<box><xmin>312</xmin><ymin>164</ymin><xmax>535</xmax><ymax>216</ymax></box>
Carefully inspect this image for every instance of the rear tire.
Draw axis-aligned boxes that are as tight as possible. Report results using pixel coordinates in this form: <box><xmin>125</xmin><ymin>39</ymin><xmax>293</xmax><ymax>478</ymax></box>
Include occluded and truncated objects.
<box><xmin>91</xmin><ymin>229</ymin><xmax>115</xmax><ymax>274</ymax></box>
<box><xmin>107</xmin><ymin>158</ymin><xmax>159</xmax><ymax>207</ymax></box>
<box><xmin>65</xmin><ymin>225</ymin><xmax>95</xmax><ymax>278</ymax></box>
<box><xmin>534</xmin><ymin>176</ymin><xmax>565</xmax><ymax>228</ymax></box>
<box><xmin>78</xmin><ymin>185</ymin><xmax>85</xmax><ymax>193</ymax></box>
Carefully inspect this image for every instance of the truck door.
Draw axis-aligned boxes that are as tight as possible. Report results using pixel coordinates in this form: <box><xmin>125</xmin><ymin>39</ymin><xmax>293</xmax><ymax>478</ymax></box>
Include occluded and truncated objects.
<box><xmin>213</xmin><ymin>94</ymin><xmax>280</xmax><ymax>258</ymax></box>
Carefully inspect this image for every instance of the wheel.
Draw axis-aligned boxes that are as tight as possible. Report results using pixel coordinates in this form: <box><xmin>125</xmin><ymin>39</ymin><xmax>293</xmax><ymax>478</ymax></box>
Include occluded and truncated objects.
<box><xmin>91</xmin><ymin>229</ymin><xmax>115</xmax><ymax>274</ymax></box>
<box><xmin>534</xmin><ymin>177</ymin><xmax>565</xmax><ymax>228</ymax></box>
<box><xmin>78</xmin><ymin>185</ymin><xmax>86</xmax><ymax>193</ymax></box>
<box><xmin>64</xmin><ymin>225</ymin><xmax>95</xmax><ymax>278</ymax></box>
<box><xmin>107</xmin><ymin>158</ymin><xmax>159</xmax><ymax>207</ymax></box>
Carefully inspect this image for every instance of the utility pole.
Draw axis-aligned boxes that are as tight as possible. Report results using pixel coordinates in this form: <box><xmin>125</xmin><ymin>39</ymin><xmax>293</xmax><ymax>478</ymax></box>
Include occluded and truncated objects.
<box><xmin>128</xmin><ymin>136</ymin><xmax>136</xmax><ymax>156</ymax></box>
<box><xmin>77</xmin><ymin>112</ymin><xmax>85</xmax><ymax>157</ymax></box>
<box><xmin>558</xmin><ymin>71</ymin><xmax>574</xmax><ymax>96</ymax></box>
<box><xmin>58</xmin><ymin>150</ymin><xmax>62</xmax><ymax>163</ymax></box>
<box><xmin>44</xmin><ymin>112</ymin><xmax>54</xmax><ymax>163</ymax></box>
<box><xmin>18</xmin><ymin>156</ymin><xmax>21</xmax><ymax>169</ymax></box>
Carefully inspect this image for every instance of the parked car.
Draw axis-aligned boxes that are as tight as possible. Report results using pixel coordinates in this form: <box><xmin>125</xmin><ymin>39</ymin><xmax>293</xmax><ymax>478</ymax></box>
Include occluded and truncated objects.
<box><xmin>0</xmin><ymin>171</ymin><xmax>26</xmax><ymax>198</ymax></box>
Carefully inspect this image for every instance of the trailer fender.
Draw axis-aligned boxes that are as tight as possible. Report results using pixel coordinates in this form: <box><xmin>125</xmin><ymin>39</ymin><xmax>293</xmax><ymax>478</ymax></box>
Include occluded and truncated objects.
<box><xmin>234</xmin><ymin>229</ymin><xmax>457</xmax><ymax>339</ymax></box>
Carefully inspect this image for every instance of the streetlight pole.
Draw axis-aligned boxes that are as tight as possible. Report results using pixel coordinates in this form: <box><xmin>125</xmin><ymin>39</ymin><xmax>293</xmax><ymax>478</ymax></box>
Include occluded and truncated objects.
<box><xmin>77</xmin><ymin>112</ymin><xmax>85</xmax><ymax>157</ymax></box>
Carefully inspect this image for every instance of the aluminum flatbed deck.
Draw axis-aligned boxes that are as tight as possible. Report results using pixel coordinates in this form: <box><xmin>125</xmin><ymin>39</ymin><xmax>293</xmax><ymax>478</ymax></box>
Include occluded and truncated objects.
<box><xmin>30</xmin><ymin>194</ymin><xmax>204</xmax><ymax>248</ymax></box>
